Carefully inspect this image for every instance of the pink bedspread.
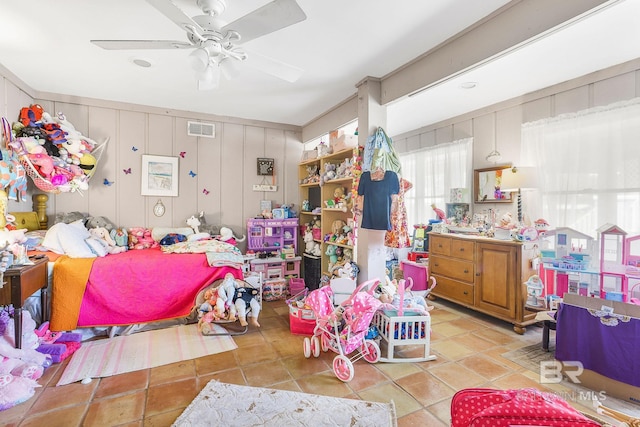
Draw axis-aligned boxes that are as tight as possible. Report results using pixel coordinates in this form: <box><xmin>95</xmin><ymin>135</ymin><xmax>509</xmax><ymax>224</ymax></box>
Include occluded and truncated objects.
<box><xmin>72</xmin><ymin>247</ymin><xmax>241</xmax><ymax>328</ymax></box>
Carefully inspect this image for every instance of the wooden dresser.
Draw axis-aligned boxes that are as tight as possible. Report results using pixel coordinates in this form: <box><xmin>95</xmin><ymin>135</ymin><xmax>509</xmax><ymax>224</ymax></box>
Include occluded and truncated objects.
<box><xmin>428</xmin><ymin>232</ymin><xmax>537</xmax><ymax>334</ymax></box>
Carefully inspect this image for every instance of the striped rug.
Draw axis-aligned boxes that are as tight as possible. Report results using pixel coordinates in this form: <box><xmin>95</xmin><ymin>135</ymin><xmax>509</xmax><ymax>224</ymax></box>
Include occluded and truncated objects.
<box><xmin>57</xmin><ymin>323</ymin><xmax>236</xmax><ymax>386</ymax></box>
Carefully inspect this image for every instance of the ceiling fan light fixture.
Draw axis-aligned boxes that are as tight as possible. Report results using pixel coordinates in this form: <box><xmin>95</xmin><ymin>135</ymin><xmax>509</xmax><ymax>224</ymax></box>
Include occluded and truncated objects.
<box><xmin>189</xmin><ymin>48</ymin><xmax>210</xmax><ymax>72</ymax></box>
<box><xmin>198</xmin><ymin>63</ymin><xmax>221</xmax><ymax>90</ymax></box>
<box><xmin>220</xmin><ymin>58</ymin><xmax>241</xmax><ymax>80</ymax></box>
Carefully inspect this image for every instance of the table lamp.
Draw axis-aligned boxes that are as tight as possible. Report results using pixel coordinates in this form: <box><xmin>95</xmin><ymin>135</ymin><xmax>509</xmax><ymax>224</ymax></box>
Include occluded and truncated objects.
<box><xmin>501</xmin><ymin>166</ymin><xmax>538</xmax><ymax>224</ymax></box>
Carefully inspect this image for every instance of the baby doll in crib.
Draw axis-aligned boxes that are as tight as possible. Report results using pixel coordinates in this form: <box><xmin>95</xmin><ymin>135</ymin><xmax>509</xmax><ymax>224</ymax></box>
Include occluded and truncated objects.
<box><xmin>378</xmin><ymin>277</ymin><xmax>433</xmax><ymax>315</ymax></box>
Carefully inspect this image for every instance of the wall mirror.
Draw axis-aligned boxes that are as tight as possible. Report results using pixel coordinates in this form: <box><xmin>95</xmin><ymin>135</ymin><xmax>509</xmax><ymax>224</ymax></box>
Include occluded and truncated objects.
<box><xmin>474</xmin><ymin>165</ymin><xmax>513</xmax><ymax>203</ymax></box>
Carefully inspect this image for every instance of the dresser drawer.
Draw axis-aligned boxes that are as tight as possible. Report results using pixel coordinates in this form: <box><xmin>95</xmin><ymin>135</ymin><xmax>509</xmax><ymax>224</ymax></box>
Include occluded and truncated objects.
<box><xmin>431</xmin><ymin>276</ymin><xmax>474</xmax><ymax>305</ymax></box>
<box><xmin>429</xmin><ymin>255</ymin><xmax>474</xmax><ymax>283</ymax></box>
<box><xmin>451</xmin><ymin>239</ymin><xmax>475</xmax><ymax>261</ymax></box>
<box><xmin>430</xmin><ymin>235</ymin><xmax>451</xmax><ymax>256</ymax></box>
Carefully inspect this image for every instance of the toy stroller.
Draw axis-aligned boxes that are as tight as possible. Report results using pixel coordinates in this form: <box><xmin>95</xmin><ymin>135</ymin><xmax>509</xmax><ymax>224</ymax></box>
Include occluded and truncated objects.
<box><xmin>303</xmin><ymin>279</ymin><xmax>382</xmax><ymax>382</ymax></box>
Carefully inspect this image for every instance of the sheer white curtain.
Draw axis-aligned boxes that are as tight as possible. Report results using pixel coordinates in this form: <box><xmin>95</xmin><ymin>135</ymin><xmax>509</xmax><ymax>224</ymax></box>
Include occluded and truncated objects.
<box><xmin>521</xmin><ymin>98</ymin><xmax>640</xmax><ymax>237</ymax></box>
<box><xmin>399</xmin><ymin>138</ymin><xmax>473</xmax><ymax>228</ymax></box>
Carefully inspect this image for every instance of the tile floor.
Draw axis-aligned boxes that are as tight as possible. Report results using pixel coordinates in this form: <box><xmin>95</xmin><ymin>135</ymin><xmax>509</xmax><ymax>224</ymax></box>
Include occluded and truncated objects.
<box><xmin>3</xmin><ymin>298</ymin><xmax>606</xmax><ymax>426</ymax></box>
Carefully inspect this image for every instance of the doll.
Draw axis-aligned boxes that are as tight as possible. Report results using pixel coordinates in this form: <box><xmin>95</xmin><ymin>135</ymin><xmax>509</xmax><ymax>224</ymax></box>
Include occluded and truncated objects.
<box><xmin>234</xmin><ymin>286</ymin><xmax>261</xmax><ymax>327</ymax></box>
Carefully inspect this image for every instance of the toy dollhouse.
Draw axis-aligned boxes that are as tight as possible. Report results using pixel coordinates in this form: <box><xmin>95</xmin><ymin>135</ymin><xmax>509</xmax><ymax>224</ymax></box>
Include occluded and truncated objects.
<box><xmin>538</xmin><ymin>224</ymin><xmax>640</xmax><ymax>303</ymax></box>
<box><xmin>597</xmin><ymin>223</ymin><xmax>628</xmax><ymax>301</ymax></box>
<box><xmin>538</xmin><ymin>227</ymin><xmax>597</xmax><ymax>298</ymax></box>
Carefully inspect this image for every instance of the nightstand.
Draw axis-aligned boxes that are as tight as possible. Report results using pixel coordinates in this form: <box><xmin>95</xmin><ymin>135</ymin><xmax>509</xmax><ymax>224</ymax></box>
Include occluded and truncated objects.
<box><xmin>0</xmin><ymin>256</ymin><xmax>49</xmax><ymax>348</ymax></box>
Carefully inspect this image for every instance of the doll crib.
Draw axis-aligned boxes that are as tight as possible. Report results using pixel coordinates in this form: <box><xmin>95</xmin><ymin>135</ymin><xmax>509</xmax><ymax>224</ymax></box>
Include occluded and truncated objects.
<box><xmin>372</xmin><ymin>277</ymin><xmax>437</xmax><ymax>363</ymax></box>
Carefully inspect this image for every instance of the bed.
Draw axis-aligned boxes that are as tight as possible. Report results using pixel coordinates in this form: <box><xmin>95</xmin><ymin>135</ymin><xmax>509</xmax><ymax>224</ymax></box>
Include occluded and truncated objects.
<box><xmin>15</xmin><ymin>209</ymin><xmax>244</xmax><ymax>335</ymax></box>
<box><xmin>50</xmin><ymin>247</ymin><xmax>243</xmax><ymax>331</ymax></box>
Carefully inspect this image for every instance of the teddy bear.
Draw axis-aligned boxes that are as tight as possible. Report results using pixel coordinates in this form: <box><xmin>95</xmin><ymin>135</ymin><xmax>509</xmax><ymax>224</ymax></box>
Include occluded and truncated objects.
<box><xmin>234</xmin><ymin>285</ymin><xmax>261</xmax><ymax>327</ymax></box>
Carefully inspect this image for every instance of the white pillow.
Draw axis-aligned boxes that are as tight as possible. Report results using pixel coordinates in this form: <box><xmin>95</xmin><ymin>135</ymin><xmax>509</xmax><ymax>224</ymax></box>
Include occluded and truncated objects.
<box><xmin>69</xmin><ymin>219</ymin><xmax>91</xmax><ymax>238</ymax></box>
<box><xmin>41</xmin><ymin>223</ymin><xmax>66</xmax><ymax>254</ymax></box>
<box><xmin>152</xmin><ymin>227</ymin><xmax>194</xmax><ymax>242</ymax></box>
<box><xmin>85</xmin><ymin>237</ymin><xmax>108</xmax><ymax>257</ymax></box>
<box><xmin>59</xmin><ymin>223</ymin><xmax>96</xmax><ymax>258</ymax></box>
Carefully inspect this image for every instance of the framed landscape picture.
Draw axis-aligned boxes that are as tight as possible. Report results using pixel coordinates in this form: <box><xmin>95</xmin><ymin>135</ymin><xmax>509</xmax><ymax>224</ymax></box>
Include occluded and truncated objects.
<box><xmin>141</xmin><ymin>155</ymin><xmax>179</xmax><ymax>197</ymax></box>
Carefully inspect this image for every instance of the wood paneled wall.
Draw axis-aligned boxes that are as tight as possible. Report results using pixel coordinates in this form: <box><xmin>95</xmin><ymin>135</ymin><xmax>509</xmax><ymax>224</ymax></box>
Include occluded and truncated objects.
<box><xmin>0</xmin><ymin>71</ymin><xmax>303</xmax><ymax>250</ymax></box>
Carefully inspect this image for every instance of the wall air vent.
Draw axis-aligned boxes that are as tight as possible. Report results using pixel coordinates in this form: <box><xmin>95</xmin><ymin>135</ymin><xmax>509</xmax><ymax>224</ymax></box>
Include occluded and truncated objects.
<box><xmin>187</xmin><ymin>121</ymin><xmax>216</xmax><ymax>138</ymax></box>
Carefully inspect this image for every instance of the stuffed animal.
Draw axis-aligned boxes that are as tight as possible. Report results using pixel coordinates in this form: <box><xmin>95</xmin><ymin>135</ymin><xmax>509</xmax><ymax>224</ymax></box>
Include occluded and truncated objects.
<box><xmin>186</xmin><ymin>211</ymin><xmax>220</xmax><ymax>236</ymax></box>
<box><xmin>53</xmin><ymin>211</ymin><xmax>88</xmax><ymax>225</ymax></box>
<box><xmin>110</xmin><ymin>228</ymin><xmax>128</xmax><ymax>249</ymax></box>
<box><xmin>0</xmin><ymin>309</ymin><xmax>52</xmax><ymax>370</ymax></box>
<box><xmin>234</xmin><ymin>286</ymin><xmax>261</xmax><ymax>327</ymax></box>
<box><xmin>85</xmin><ymin>215</ymin><xmax>116</xmax><ymax>232</ymax></box>
<box><xmin>303</xmin><ymin>229</ymin><xmax>315</xmax><ymax>254</ymax></box>
<box><xmin>218</xmin><ymin>227</ymin><xmax>246</xmax><ymax>245</ymax></box>
<box><xmin>127</xmin><ymin>227</ymin><xmax>158</xmax><ymax>250</ymax></box>
<box><xmin>325</xmin><ymin>244</ymin><xmax>338</xmax><ymax>267</ymax></box>
<box><xmin>320</xmin><ymin>162</ymin><xmax>336</xmax><ymax>186</ymax></box>
<box><xmin>90</xmin><ymin>227</ymin><xmax>127</xmax><ymax>254</ymax></box>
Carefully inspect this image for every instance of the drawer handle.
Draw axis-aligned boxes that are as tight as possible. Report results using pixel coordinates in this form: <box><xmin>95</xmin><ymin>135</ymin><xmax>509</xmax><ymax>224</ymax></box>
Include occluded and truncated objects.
<box><xmin>434</xmin><ymin>263</ymin><xmax>439</xmax><ymax>267</ymax></box>
<box><xmin>463</xmin><ymin>269</ymin><xmax>469</xmax><ymax>274</ymax></box>
<box><xmin>476</xmin><ymin>272</ymin><xmax>480</xmax><ymax>276</ymax></box>
<box><xmin>438</xmin><ymin>244</ymin><xmax>443</xmax><ymax>248</ymax></box>
<box><xmin>463</xmin><ymin>291</ymin><xmax>469</xmax><ymax>295</ymax></box>
<box><xmin>459</xmin><ymin>248</ymin><xmax>464</xmax><ymax>252</ymax></box>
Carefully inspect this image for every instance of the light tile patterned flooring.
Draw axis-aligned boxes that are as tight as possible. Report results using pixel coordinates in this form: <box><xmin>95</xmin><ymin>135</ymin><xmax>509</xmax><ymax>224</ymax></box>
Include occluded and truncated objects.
<box><xmin>4</xmin><ymin>298</ymin><xmax>603</xmax><ymax>426</ymax></box>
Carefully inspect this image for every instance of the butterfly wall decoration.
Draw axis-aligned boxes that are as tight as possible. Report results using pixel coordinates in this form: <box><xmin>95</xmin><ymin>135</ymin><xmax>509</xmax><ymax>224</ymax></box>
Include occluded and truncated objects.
<box><xmin>189</xmin><ymin>170</ymin><xmax>197</xmax><ymax>177</ymax></box>
<box><xmin>203</xmin><ymin>189</ymin><xmax>210</xmax><ymax>195</ymax></box>
<box><xmin>179</xmin><ymin>151</ymin><xmax>186</xmax><ymax>158</ymax></box>
<box><xmin>123</xmin><ymin>168</ymin><xmax>132</xmax><ymax>175</ymax></box>
<box><xmin>103</xmin><ymin>178</ymin><xmax>114</xmax><ymax>186</ymax></box>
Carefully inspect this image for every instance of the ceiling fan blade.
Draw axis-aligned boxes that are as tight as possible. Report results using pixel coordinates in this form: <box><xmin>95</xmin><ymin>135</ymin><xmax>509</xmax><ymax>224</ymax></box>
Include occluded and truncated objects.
<box><xmin>244</xmin><ymin>49</ymin><xmax>303</xmax><ymax>83</ymax></box>
<box><xmin>223</xmin><ymin>0</ymin><xmax>306</xmax><ymax>45</ymax></box>
<box><xmin>146</xmin><ymin>0</ymin><xmax>205</xmax><ymax>34</ymax></box>
<box><xmin>91</xmin><ymin>40</ymin><xmax>194</xmax><ymax>50</ymax></box>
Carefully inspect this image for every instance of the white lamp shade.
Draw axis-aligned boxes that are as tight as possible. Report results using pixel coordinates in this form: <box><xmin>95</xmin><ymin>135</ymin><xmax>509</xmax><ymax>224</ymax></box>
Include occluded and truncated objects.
<box><xmin>198</xmin><ymin>63</ymin><xmax>221</xmax><ymax>90</ymax></box>
<box><xmin>501</xmin><ymin>166</ymin><xmax>538</xmax><ymax>192</ymax></box>
<box><xmin>220</xmin><ymin>58</ymin><xmax>242</xmax><ymax>80</ymax></box>
<box><xmin>189</xmin><ymin>48</ymin><xmax>210</xmax><ymax>72</ymax></box>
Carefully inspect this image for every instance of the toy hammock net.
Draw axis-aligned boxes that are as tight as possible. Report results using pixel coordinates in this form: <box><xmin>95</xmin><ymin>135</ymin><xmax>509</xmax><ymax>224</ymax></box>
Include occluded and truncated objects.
<box><xmin>19</xmin><ymin>140</ymin><xmax>107</xmax><ymax>194</ymax></box>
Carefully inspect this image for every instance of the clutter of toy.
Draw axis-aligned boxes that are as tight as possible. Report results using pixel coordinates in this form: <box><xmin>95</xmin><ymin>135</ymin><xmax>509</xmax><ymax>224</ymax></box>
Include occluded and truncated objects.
<box><xmin>6</xmin><ymin>105</ymin><xmax>105</xmax><ymax>194</ymax></box>
<box><xmin>0</xmin><ymin>307</ymin><xmax>82</xmax><ymax>411</ymax></box>
<box><xmin>197</xmin><ymin>274</ymin><xmax>261</xmax><ymax>334</ymax></box>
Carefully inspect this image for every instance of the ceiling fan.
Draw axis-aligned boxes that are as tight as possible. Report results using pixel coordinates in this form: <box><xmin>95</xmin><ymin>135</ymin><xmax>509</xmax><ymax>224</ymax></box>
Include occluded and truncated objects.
<box><xmin>91</xmin><ymin>0</ymin><xmax>307</xmax><ymax>90</ymax></box>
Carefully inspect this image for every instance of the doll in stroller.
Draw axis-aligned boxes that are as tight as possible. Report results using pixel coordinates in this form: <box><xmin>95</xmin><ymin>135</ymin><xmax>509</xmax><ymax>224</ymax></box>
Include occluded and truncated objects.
<box><xmin>194</xmin><ymin>273</ymin><xmax>261</xmax><ymax>336</ymax></box>
<box><xmin>303</xmin><ymin>279</ymin><xmax>382</xmax><ymax>382</ymax></box>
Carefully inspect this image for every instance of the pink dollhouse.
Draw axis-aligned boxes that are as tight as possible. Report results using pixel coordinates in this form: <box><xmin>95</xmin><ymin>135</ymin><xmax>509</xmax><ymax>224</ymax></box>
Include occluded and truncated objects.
<box><xmin>597</xmin><ymin>224</ymin><xmax>628</xmax><ymax>301</ymax></box>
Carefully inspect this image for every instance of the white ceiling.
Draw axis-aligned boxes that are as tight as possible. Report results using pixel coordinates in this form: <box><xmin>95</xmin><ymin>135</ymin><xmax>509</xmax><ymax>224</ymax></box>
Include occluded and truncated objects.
<box><xmin>0</xmin><ymin>0</ymin><xmax>638</xmax><ymax>138</ymax></box>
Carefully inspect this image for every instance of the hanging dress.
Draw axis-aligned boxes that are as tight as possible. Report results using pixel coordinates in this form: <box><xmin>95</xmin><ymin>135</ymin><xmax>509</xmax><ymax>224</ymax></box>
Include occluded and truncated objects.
<box><xmin>385</xmin><ymin>177</ymin><xmax>412</xmax><ymax>248</ymax></box>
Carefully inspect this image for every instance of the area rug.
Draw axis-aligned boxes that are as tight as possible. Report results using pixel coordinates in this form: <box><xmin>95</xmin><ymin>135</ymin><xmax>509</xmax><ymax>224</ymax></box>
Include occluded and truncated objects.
<box><xmin>502</xmin><ymin>343</ymin><xmax>556</xmax><ymax>373</ymax></box>
<box><xmin>172</xmin><ymin>381</ymin><xmax>397</xmax><ymax>427</ymax></box>
<box><xmin>57</xmin><ymin>324</ymin><xmax>236</xmax><ymax>386</ymax></box>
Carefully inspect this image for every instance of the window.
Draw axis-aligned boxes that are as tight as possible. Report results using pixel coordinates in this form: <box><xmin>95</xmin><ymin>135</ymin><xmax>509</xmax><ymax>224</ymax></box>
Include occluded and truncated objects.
<box><xmin>399</xmin><ymin>138</ymin><xmax>473</xmax><ymax>228</ymax></box>
<box><xmin>521</xmin><ymin>98</ymin><xmax>640</xmax><ymax>237</ymax></box>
